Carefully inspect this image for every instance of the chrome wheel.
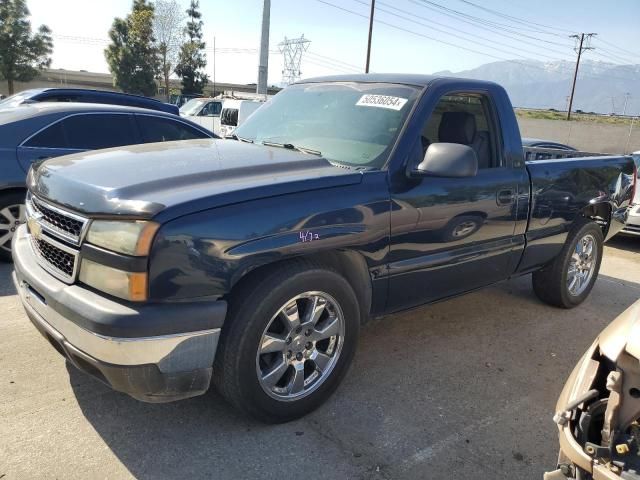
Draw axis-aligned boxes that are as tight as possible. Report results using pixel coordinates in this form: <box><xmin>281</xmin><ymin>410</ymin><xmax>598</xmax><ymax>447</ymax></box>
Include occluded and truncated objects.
<box><xmin>256</xmin><ymin>291</ymin><xmax>345</xmax><ymax>401</ymax></box>
<box><xmin>567</xmin><ymin>233</ymin><xmax>598</xmax><ymax>296</ymax></box>
<box><xmin>0</xmin><ymin>204</ymin><xmax>26</xmax><ymax>253</ymax></box>
<box><xmin>452</xmin><ymin>220</ymin><xmax>478</xmax><ymax>238</ymax></box>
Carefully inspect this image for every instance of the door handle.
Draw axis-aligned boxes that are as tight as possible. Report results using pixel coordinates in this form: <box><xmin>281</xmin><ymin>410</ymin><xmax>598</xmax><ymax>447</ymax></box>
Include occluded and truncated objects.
<box><xmin>496</xmin><ymin>189</ymin><xmax>515</xmax><ymax>206</ymax></box>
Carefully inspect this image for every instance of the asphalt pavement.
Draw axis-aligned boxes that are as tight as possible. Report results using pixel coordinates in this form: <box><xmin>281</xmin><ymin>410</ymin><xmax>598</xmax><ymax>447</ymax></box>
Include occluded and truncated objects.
<box><xmin>1</xmin><ymin>236</ymin><xmax>640</xmax><ymax>480</ymax></box>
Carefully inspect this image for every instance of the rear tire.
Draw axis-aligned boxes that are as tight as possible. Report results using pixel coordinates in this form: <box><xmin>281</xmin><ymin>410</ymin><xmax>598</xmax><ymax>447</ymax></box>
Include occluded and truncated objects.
<box><xmin>532</xmin><ymin>219</ymin><xmax>603</xmax><ymax>308</ymax></box>
<box><xmin>0</xmin><ymin>191</ymin><xmax>27</xmax><ymax>263</ymax></box>
<box><xmin>213</xmin><ymin>261</ymin><xmax>360</xmax><ymax>423</ymax></box>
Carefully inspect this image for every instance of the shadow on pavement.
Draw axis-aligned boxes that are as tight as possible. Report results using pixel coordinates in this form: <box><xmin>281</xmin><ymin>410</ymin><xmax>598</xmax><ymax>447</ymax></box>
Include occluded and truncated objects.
<box><xmin>608</xmin><ymin>234</ymin><xmax>640</xmax><ymax>253</ymax></box>
<box><xmin>67</xmin><ymin>273</ymin><xmax>640</xmax><ymax>480</ymax></box>
<box><xmin>0</xmin><ymin>263</ymin><xmax>16</xmax><ymax>297</ymax></box>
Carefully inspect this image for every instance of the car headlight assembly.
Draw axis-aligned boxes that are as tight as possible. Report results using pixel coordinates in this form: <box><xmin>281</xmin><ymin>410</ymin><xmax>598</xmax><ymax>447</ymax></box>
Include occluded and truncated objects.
<box><xmin>86</xmin><ymin>220</ymin><xmax>159</xmax><ymax>256</ymax></box>
<box><xmin>80</xmin><ymin>220</ymin><xmax>159</xmax><ymax>302</ymax></box>
<box><xmin>79</xmin><ymin>259</ymin><xmax>148</xmax><ymax>302</ymax></box>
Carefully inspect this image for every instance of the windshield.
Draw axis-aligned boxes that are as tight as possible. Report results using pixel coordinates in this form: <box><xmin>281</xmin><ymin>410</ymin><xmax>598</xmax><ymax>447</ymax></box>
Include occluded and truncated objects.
<box><xmin>179</xmin><ymin>98</ymin><xmax>207</xmax><ymax>116</ymax></box>
<box><xmin>234</xmin><ymin>82</ymin><xmax>420</xmax><ymax>169</ymax></box>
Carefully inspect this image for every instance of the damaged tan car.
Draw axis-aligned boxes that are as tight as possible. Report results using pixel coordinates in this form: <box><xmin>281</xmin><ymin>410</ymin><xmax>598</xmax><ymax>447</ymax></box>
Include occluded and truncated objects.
<box><xmin>546</xmin><ymin>300</ymin><xmax>640</xmax><ymax>480</ymax></box>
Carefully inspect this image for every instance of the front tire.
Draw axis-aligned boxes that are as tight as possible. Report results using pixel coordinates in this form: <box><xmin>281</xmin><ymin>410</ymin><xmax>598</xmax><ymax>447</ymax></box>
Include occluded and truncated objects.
<box><xmin>532</xmin><ymin>219</ymin><xmax>604</xmax><ymax>308</ymax></box>
<box><xmin>0</xmin><ymin>192</ymin><xmax>27</xmax><ymax>262</ymax></box>
<box><xmin>213</xmin><ymin>261</ymin><xmax>360</xmax><ymax>423</ymax></box>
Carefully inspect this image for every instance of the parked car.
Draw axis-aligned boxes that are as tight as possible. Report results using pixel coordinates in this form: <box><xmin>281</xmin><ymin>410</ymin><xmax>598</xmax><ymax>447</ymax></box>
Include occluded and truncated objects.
<box><xmin>219</xmin><ymin>99</ymin><xmax>263</xmax><ymax>137</ymax></box>
<box><xmin>179</xmin><ymin>97</ymin><xmax>223</xmax><ymax>134</ymax></box>
<box><xmin>12</xmin><ymin>74</ymin><xmax>635</xmax><ymax>422</ymax></box>
<box><xmin>0</xmin><ymin>88</ymin><xmax>179</xmax><ymax>115</ymax></box>
<box><xmin>621</xmin><ymin>151</ymin><xmax>640</xmax><ymax>236</ymax></box>
<box><xmin>520</xmin><ymin>137</ymin><xmax>593</xmax><ymax>162</ymax></box>
<box><xmin>0</xmin><ymin>102</ymin><xmax>215</xmax><ymax>260</ymax></box>
<box><xmin>521</xmin><ymin>138</ymin><xmax>577</xmax><ymax>151</ymax></box>
<box><xmin>545</xmin><ymin>299</ymin><xmax>640</xmax><ymax>480</ymax></box>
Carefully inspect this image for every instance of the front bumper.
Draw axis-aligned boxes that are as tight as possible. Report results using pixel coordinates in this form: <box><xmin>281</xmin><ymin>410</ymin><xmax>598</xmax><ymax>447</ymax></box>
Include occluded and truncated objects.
<box><xmin>12</xmin><ymin>225</ymin><xmax>227</xmax><ymax>402</ymax></box>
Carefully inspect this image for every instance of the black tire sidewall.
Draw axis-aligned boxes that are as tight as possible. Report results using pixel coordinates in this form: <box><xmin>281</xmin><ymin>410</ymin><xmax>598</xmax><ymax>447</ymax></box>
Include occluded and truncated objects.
<box><xmin>221</xmin><ymin>267</ymin><xmax>360</xmax><ymax>422</ymax></box>
<box><xmin>0</xmin><ymin>191</ymin><xmax>26</xmax><ymax>262</ymax></box>
<box><xmin>558</xmin><ymin>222</ymin><xmax>604</xmax><ymax>307</ymax></box>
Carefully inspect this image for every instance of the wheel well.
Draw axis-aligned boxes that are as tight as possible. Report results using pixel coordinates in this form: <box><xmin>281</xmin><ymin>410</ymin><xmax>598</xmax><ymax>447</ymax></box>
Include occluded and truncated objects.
<box><xmin>228</xmin><ymin>250</ymin><xmax>373</xmax><ymax>324</ymax></box>
<box><xmin>0</xmin><ymin>187</ymin><xmax>27</xmax><ymax>201</ymax></box>
<box><xmin>582</xmin><ymin>202</ymin><xmax>611</xmax><ymax>237</ymax></box>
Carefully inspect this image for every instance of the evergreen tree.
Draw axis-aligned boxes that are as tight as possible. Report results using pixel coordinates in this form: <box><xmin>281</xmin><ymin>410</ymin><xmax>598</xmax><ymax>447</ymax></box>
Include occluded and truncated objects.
<box><xmin>105</xmin><ymin>0</ymin><xmax>159</xmax><ymax>96</ymax></box>
<box><xmin>174</xmin><ymin>0</ymin><xmax>208</xmax><ymax>95</ymax></box>
<box><xmin>0</xmin><ymin>0</ymin><xmax>52</xmax><ymax>94</ymax></box>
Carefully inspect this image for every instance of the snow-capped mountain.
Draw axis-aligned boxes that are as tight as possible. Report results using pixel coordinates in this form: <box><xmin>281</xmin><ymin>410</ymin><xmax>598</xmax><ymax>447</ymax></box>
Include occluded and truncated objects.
<box><xmin>433</xmin><ymin>60</ymin><xmax>640</xmax><ymax>114</ymax></box>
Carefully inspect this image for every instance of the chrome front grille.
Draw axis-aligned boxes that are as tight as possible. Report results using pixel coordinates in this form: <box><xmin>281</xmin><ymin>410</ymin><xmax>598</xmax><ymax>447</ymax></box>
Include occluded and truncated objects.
<box><xmin>29</xmin><ymin>234</ymin><xmax>78</xmax><ymax>281</ymax></box>
<box><xmin>25</xmin><ymin>193</ymin><xmax>88</xmax><ymax>283</ymax></box>
<box><xmin>27</xmin><ymin>194</ymin><xmax>89</xmax><ymax>245</ymax></box>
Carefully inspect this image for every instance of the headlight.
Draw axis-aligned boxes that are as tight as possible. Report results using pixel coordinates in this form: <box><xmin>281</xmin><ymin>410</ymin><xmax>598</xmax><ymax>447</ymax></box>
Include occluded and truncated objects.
<box><xmin>86</xmin><ymin>220</ymin><xmax>159</xmax><ymax>256</ymax></box>
<box><xmin>79</xmin><ymin>258</ymin><xmax>148</xmax><ymax>302</ymax></box>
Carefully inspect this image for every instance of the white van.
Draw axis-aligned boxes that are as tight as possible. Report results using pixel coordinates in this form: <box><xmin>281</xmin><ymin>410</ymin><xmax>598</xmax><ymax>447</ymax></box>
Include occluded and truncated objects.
<box><xmin>220</xmin><ymin>99</ymin><xmax>264</xmax><ymax>138</ymax></box>
<box><xmin>179</xmin><ymin>98</ymin><xmax>223</xmax><ymax>135</ymax></box>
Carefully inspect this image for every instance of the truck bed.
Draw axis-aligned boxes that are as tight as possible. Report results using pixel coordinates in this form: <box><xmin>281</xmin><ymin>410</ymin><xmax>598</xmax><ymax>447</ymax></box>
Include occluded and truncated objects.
<box><xmin>517</xmin><ymin>154</ymin><xmax>635</xmax><ymax>273</ymax></box>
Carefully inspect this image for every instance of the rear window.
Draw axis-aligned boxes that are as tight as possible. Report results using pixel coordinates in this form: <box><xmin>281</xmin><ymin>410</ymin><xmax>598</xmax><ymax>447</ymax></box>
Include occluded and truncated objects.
<box><xmin>137</xmin><ymin>115</ymin><xmax>209</xmax><ymax>143</ymax></box>
<box><xmin>24</xmin><ymin>121</ymin><xmax>67</xmax><ymax>148</ymax></box>
<box><xmin>24</xmin><ymin>113</ymin><xmax>136</xmax><ymax>149</ymax></box>
<box><xmin>221</xmin><ymin>108</ymin><xmax>238</xmax><ymax>126</ymax></box>
<box><xmin>62</xmin><ymin>114</ymin><xmax>136</xmax><ymax>149</ymax></box>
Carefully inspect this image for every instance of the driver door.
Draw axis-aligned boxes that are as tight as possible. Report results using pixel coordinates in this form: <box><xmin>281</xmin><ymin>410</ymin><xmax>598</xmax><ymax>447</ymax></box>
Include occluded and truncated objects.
<box><xmin>386</xmin><ymin>91</ymin><xmax>526</xmax><ymax>312</ymax></box>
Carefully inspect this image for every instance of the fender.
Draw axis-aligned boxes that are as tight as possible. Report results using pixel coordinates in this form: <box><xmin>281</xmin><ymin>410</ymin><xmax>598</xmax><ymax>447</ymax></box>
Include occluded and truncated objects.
<box><xmin>147</xmin><ymin>171</ymin><xmax>391</xmax><ymax>309</ymax></box>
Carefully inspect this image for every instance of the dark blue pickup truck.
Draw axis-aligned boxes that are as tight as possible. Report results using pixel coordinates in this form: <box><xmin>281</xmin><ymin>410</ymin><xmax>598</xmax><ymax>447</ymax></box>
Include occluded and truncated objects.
<box><xmin>11</xmin><ymin>74</ymin><xmax>636</xmax><ymax>422</ymax></box>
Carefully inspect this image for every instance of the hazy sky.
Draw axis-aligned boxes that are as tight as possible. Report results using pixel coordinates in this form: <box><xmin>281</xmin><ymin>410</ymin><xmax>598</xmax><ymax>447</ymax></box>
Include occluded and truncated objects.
<box><xmin>26</xmin><ymin>0</ymin><xmax>640</xmax><ymax>85</ymax></box>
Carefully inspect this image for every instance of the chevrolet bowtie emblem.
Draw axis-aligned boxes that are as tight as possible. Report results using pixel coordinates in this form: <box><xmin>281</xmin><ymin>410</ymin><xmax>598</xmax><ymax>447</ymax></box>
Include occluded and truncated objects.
<box><xmin>27</xmin><ymin>216</ymin><xmax>43</xmax><ymax>240</ymax></box>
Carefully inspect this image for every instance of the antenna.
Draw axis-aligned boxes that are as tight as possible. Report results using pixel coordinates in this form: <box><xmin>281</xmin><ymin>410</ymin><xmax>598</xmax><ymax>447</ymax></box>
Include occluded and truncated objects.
<box><xmin>279</xmin><ymin>35</ymin><xmax>311</xmax><ymax>85</ymax></box>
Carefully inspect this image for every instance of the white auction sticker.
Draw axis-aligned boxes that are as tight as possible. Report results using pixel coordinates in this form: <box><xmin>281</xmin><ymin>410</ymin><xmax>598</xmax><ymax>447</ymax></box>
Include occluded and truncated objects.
<box><xmin>356</xmin><ymin>94</ymin><xmax>408</xmax><ymax>111</ymax></box>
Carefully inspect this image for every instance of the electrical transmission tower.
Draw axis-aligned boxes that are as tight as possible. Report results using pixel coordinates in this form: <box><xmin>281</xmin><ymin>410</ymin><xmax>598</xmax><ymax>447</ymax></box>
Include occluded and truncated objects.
<box><xmin>566</xmin><ymin>33</ymin><xmax>596</xmax><ymax>120</ymax></box>
<box><xmin>279</xmin><ymin>35</ymin><xmax>310</xmax><ymax>85</ymax></box>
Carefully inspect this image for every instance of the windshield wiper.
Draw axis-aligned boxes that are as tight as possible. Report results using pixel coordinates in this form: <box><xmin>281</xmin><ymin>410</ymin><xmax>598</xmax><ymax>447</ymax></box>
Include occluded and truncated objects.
<box><xmin>261</xmin><ymin>141</ymin><xmax>322</xmax><ymax>156</ymax></box>
<box><xmin>229</xmin><ymin>134</ymin><xmax>254</xmax><ymax>143</ymax></box>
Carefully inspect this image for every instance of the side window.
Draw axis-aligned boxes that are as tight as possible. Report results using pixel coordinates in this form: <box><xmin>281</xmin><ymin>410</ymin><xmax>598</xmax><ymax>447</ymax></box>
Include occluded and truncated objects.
<box><xmin>200</xmin><ymin>102</ymin><xmax>221</xmax><ymax>116</ymax></box>
<box><xmin>24</xmin><ymin>121</ymin><xmax>67</xmax><ymax>148</ymax></box>
<box><xmin>421</xmin><ymin>94</ymin><xmax>498</xmax><ymax>169</ymax></box>
<box><xmin>221</xmin><ymin>108</ymin><xmax>238</xmax><ymax>126</ymax></box>
<box><xmin>61</xmin><ymin>114</ymin><xmax>137</xmax><ymax>149</ymax></box>
<box><xmin>137</xmin><ymin>115</ymin><xmax>209</xmax><ymax>143</ymax></box>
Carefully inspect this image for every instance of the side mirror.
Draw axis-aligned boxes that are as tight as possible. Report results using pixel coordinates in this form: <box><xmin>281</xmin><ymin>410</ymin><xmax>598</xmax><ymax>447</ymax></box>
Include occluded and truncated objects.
<box><xmin>414</xmin><ymin>143</ymin><xmax>478</xmax><ymax>178</ymax></box>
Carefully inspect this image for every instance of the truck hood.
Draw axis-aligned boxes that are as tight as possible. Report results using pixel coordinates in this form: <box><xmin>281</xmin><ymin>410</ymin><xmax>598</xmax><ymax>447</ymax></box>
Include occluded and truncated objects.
<box><xmin>28</xmin><ymin>139</ymin><xmax>363</xmax><ymax>220</ymax></box>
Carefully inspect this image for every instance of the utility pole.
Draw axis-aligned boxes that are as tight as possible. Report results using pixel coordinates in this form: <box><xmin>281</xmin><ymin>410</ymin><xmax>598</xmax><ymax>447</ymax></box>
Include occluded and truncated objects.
<box><xmin>610</xmin><ymin>96</ymin><xmax>617</xmax><ymax>115</ymax></box>
<box><xmin>566</xmin><ymin>33</ymin><xmax>596</xmax><ymax>121</ymax></box>
<box><xmin>257</xmin><ymin>0</ymin><xmax>271</xmax><ymax>96</ymax></box>
<box><xmin>624</xmin><ymin>116</ymin><xmax>636</xmax><ymax>154</ymax></box>
<box><xmin>365</xmin><ymin>0</ymin><xmax>375</xmax><ymax>73</ymax></box>
<box><xmin>623</xmin><ymin>93</ymin><xmax>631</xmax><ymax>116</ymax></box>
<box><xmin>213</xmin><ymin>36</ymin><xmax>216</xmax><ymax>98</ymax></box>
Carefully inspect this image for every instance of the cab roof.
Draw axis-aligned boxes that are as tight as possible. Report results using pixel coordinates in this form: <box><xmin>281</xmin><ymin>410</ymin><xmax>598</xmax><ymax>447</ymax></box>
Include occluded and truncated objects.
<box><xmin>296</xmin><ymin>73</ymin><xmax>500</xmax><ymax>90</ymax></box>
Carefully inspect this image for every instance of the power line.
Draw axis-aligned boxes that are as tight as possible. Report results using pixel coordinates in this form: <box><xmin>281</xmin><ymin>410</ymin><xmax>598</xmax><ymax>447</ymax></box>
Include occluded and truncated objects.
<box><xmin>317</xmin><ymin>0</ymin><xmax>640</xmax><ymax>84</ymax></box>
<box><xmin>597</xmin><ymin>38</ymin><xmax>640</xmax><ymax>59</ymax></box>
<box><xmin>305</xmin><ymin>57</ymin><xmax>359</xmax><ymax>74</ymax></box>
<box><xmin>408</xmin><ymin>0</ymin><xmax>574</xmax><ymax>48</ymax></box>
<box><xmin>591</xmin><ymin>43</ymin><xmax>640</xmax><ymax>65</ymax></box>
<box><xmin>455</xmin><ymin>0</ymin><xmax>578</xmax><ymax>36</ymax></box>
<box><xmin>315</xmin><ymin>0</ymin><xmax>537</xmax><ymax>66</ymax></box>
<box><xmin>353</xmin><ymin>0</ymin><xmax>572</xmax><ymax>62</ymax></box>
<box><xmin>306</xmin><ymin>51</ymin><xmax>361</xmax><ymax>71</ymax></box>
